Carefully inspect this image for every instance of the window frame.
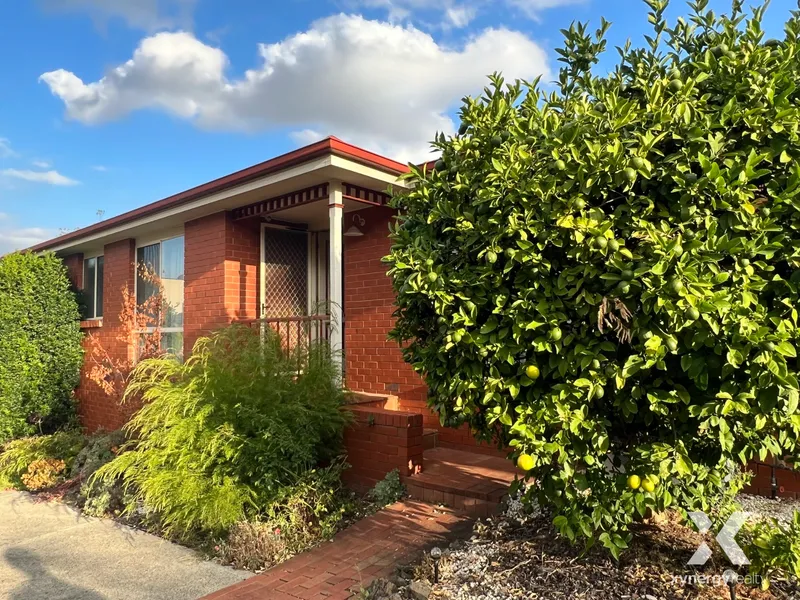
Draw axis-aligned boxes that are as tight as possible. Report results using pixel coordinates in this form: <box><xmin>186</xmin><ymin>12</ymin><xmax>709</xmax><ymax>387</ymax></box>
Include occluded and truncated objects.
<box><xmin>134</xmin><ymin>232</ymin><xmax>184</xmax><ymax>358</ymax></box>
<box><xmin>82</xmin><ymin>253</ymin><xmax>104</xmax><ymax>320</ymax></box>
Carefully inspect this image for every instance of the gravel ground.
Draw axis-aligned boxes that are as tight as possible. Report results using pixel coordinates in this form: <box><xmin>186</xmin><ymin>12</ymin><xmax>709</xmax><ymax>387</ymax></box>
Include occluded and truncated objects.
<box><xmin>736</xmin><ymin>494</ymin><xmax>800</xmax><ymax>526</ymax></box>
<box><xmin>367</xmin><ymin>500</ymin><xmax>800</xmax><ymax>600</ymax></box>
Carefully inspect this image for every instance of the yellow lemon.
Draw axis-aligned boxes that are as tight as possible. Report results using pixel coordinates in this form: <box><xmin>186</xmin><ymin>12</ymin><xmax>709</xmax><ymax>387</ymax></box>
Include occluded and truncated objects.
<box><xmin>517</xmin><ymin>454</ymin><xmax>535</xmax><ymax>471</ymax></box>
<box><xmin>627</xmin><ymin>474</ymin><xmax>641</xmax><ymax>490</ymax></box>
<box><xmin>642</xmin><ymin>479</ymin><xmax>655</xmax><ymax>493</ymax></box>
<box><xmin>525</xmin><ymin>365</ymin><xmax>541</xmax><ymax>380</ymax></box>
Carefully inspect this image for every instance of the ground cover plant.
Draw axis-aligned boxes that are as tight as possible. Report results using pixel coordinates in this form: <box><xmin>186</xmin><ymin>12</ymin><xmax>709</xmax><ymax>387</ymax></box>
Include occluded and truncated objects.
<box><xmin>386</xmin><ymin>0</ymin><xmax>800</xmax><ymax>561</ymax></box>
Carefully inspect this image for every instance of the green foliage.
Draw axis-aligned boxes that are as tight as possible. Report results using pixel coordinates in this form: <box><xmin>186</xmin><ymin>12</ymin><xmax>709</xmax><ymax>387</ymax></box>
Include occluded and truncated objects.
<box><xmin>386</xmin><ymin>0</ymin><xmax>800</xmax><ymax>556</ymax></box>
<box><xmin>0</xmin><ymin>431</ymin><xmax>85</xmax><ymax>490</ymax></box>
<box><xmin>71</xmin><ymin>430</ymin><xmax>126</xmax><ymax>482</ymax></box>
<box><xmin>369</xmin><ymin>469</ymin><xmax>406</xmax><ymax>506</ymax></box>
<box><xmin>73</xmin><ymin>430</ymin><xmax>128</xmax><ymax>517</ymax></box>
<box><xmin>92</xmin><ymin>325</ymin><xmax>349</xmax><ymax>538</ymax></box>
<box><xmin>218</xmin><ymin>460</ymin><xmax>354</xmax><ymax>571</ymax></box>
<box><xmin>0</xmin><ymin>252</ymin><xmax>83</xmax><ymax>441</ymax></box>
<box><xmin>739</xmin><ymin>511</ymin><xmax>800</xmax><ymax>589</ymax></box>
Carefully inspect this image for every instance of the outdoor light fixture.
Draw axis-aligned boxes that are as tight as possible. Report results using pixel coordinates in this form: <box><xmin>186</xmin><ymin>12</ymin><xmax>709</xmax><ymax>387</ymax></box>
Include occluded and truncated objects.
<box><xmin>430</xmin><ymin>546</ymin><xmax>442</xmax><ymax>583</ymax></box>
<box><xmin>723</xmin><ymin>569</ymin><xmax>738</xmax><ymax>600</ymax></box>
<box><xmin>344</xmin><ymin>214</ymin><xmax>366</xmax><ymax>237</ymax></box>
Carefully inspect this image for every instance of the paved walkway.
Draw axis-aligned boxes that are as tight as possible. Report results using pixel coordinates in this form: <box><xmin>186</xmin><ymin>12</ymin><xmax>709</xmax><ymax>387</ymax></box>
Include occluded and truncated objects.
<box><xmin>0</xmin><ymin>491</ymin><xmax>250</xmax><ymax>600</ymax></box>
<box><xmin>203</xmin><ymin>500</ymin><xmax>472</xmax><ymax>600</ymax></box>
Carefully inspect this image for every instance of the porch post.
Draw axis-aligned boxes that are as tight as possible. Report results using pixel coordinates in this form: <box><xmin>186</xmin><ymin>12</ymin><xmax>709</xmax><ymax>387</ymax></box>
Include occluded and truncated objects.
<box><xmin>328</xmin><ymin>181</ymin><xmax>344</xmax><ymax>372</ymax></box>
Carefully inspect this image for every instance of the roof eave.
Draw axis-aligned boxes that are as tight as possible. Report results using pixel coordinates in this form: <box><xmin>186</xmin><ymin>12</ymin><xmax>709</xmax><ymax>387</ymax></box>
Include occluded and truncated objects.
<box><xmin>29</xmin><ymin>137</ymin><xmax>410</xmax><ymax>254</ymax></box>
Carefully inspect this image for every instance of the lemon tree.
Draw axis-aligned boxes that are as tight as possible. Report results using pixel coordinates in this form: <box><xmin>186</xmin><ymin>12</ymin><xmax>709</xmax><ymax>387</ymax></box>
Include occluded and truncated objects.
<box><xmin>387</xmin><ymin>0</ymin><xmax>800</xmax><ymax>557</ymax></box>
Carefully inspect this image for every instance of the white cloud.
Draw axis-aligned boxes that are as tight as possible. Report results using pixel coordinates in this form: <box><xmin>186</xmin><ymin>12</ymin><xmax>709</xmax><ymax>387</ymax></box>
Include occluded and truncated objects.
<box><xmin>346</xmin><ymin>0</ymin><xmax>583</xmax><ymax>28</ymax></box>
<box><xmin>41</xmin><ymin>0</ymin><xmax>195</xmax><ymax>31</ymax></box>
<box><xmin>32</xmin><ymin>159</ymin><xmax>52</xmax><ymax>168</ymax></box>
<box><xmin>507</xmin><ymin>0</ymin><xmax>586</xmax><ymax>19</ymax></box>
<box><xmin>445</xmin><ymin>5</ymin><xmax>477</xmax><ymax>27</ymax></box>
<box><xmin>0</xmin><ymin>227</ymin><xmax>55</xmax><ymax>255</ymax></box>
<box><xmin>0</xmin><ymin>138</ymin><xmax>17</xmax><ymax>158</ymax></box>
<box><xmin>39</xmin><ymin>17</ymin><xmax>550</xmax><ymax>161</ymax></box>
<box><xmin>91</xmin><ymin>165</ymin><xmax>109</xmax><ymax>171</ymax></box>
<box><xmin>1</xmin><ymin>169</ymin><xmax>80</xmax><ymax>186</ymax></box>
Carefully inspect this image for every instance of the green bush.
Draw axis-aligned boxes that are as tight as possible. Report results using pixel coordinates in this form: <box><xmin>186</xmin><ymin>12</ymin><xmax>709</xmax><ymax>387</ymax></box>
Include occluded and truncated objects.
<box><xmin>369</xmin><ymin>469</ymin><xmax>406</xmax><ymax>506</ymax></box>
<box><xmin>0</xmin><ymin>252</ymin><xmax>83</xmax><ymax>441</ymax></box>
<box><xmin>0</xmin><ymin>431</ymin><xmax>85</xmax><ymax>490</ymax></box>
<box><xmin>218</xmin><ymin>460</ymin><xmax>353</xmax><ymax>571</ymax></box>
<box><xmin>93</xmin><ymin>325</ymin><xmax>350</xmax><ymax>538</ymax></box>
<box><xmin>72</xmin><ymin>430</ymin><xmax>128</xmax><ymax>516</ymax></box>
<box><xmin>71</xmin><ymin>430</ymin><xmax>126</xmax><ymax>482</ymax></box>
<box><xmin>386</xmin><ymin>0</ymin><xmax>800</xmax><ymax>557</ymax></box>
<box><xmin>739</xmin><ymin>511</ymin><xmax>800</xmax><ymax>589</ymax></box>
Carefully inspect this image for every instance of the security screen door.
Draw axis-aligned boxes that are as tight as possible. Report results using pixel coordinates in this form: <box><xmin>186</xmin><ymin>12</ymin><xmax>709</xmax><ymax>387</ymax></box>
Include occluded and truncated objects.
<box><xmin>262</xmin><ymin>227</ymin><xmax>308</xmax><ymax>318</ymax></box>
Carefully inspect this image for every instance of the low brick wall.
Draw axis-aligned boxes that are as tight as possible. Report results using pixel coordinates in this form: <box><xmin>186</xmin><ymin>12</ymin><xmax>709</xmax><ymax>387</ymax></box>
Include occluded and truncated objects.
<box><xmin>342</xmin><ymin>406</ymin><xmax>424</xmax><ymax>491</ymax></box>
<box><xmin>744</xmin><ymin>460</ymin><xmax>800</xmax><ymax>499</ymax></box>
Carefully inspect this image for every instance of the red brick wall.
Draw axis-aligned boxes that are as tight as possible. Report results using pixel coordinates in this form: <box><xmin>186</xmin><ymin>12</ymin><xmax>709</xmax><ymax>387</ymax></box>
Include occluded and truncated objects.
<box><xmin>61</xmin><ymin>211</ymin><xmax>260</xmax><ymax>432</ymax></box>
<box><xmin>343</xmin><ymin>405</ymin><xmax>423</xmax><ymax>490</ymax></box>
<box><xmin>66</xmin><ymin>239</ymin><xmax>138</xmax><ymax>432</ymax></box>
<box><xmin>184</xmin><ymin>212</ymin><xmax>260</xmax><ymax>355</ymax></box>
<box><xmin>63</xmin><ymin>253</ymin><xmax>83</xmax><ymax>288</ymax></box>
<box><xmin>744</xmin><ymin>460</ymin><xmax>800</xmax><ymax>499</ymax></box>
<box><xmin>343</xmin><ymin>207</ymin><xmax>501</xmax><ymax>456</ymax></box>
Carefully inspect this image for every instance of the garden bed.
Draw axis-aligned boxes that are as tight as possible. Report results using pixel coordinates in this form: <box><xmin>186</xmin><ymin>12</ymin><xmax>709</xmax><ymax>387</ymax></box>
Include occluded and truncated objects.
<box><xmin>367</xmin><ymin>500</ymin><xmax>800</xmax><ymax>600</ymax></box>
<box><xmin>0</xmin><ymin>427</ymin><xmax>408</xmax><ymax>575</ymax></box>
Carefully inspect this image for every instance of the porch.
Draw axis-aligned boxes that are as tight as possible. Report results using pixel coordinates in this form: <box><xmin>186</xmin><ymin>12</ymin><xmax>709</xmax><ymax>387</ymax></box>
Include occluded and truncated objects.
<box><xmin>230</xmin><ymin>181</ymin><xmax>394</xmax><ymax>359</ymax></box>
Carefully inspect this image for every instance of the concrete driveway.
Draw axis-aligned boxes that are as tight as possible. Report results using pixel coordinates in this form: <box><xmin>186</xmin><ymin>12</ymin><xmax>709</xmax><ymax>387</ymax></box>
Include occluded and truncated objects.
<box><xmin>0</xmin><ymin>491</ymin><xmax>250</xmax><ymax>600</ymax></box>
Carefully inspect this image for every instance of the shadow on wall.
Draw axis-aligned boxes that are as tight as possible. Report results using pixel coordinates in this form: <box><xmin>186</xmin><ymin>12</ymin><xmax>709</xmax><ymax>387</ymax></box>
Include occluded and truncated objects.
<box><xmin>4</xmin><ymin>547</ymin><xmax>107</xmax><ymax>600</ymax></box>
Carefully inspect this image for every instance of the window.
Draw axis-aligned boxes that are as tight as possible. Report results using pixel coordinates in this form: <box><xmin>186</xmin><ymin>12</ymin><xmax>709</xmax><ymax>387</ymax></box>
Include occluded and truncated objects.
<box><xmin>83</xmin><ymin>256</ymin><xmax>104</xmax><ymax>319</ymax></box>
<box><xmin>136</xmin><ymin>235</ymin><xmax>184</xmax><ymax>359</ymax></box>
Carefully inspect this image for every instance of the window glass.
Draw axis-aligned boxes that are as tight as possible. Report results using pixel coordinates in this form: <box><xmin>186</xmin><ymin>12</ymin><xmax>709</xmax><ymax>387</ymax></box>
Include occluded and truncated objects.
<box><xmin>160</xmin><ymin>236</ymin><xmax>184</xmax><ymax>328</ymax></box>
<box><xmin>136</xmin><ymin>243</ymin><xmax>160</xmax><ymax>307</ymax></box>
<box><xmin>161</xmin><ymin>332</ymin><xmax>184</xmax><ymax>360</ymax></box>
<box><xmin>83</xmin><ymin>258</ymin><xmax>96</xmax><ymax>319</ymax></box>
<box><xmin>96</xmin><ymin>256</ymin><xmax>104</xmax><ymax>318</ymax></box>
<box><xmin>136</xmin><ymin>236</ymin><xmax>184</xmax><ymax>361</ymax></box>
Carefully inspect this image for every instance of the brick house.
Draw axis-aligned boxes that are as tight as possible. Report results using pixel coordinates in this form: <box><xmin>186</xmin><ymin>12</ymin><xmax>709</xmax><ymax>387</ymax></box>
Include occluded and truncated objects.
<box><xmin>33</xmin><ymin>137</ymin><xmax>509</xmax><ymax>505</ymax></box>
<box><xmin>31</xmin><ymin>136</ymin><xmax>796</xmax><ymax>502</ymax></box>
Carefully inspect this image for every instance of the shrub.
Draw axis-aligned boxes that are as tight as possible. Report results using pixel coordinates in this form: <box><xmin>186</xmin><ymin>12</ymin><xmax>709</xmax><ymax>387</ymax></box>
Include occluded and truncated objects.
<box><xmin>369</xmin><ymin>470</ymin><xmax>406</xmax><ymax>506</ymax></box>
<box><xmin>217</xmin><ymin>460</ymin><xmax>353</xmax><ymax>571</ymax></box>
<box><xmin>739</xmin><ymin>511</ymin><xmax>800</xmax><ymax>589</ymax></box>
<box><xmin>0</xmin><ymin>252</ymin><xmax>83</xmax><ymax>441</ymax></box>
<box><xmin>93</xmin><ymin>325</ymin><xmax>350</xmax><ymax>538</ymax></box>
<box><xmin>0</xmin><ymin>431</ymin><xmax>85</xmax><ymax>490</ymax></box>
<box><xmin>72</xmin><ymin>430</ymin><xmax>127</xmax><ymax>516</ymax></box>
<box><xmin>71</xmin><ymin>429</ymin><xmax>126</xmax><ymax>482</ymax></box>
<box><xmin>386</xmin><ymin>0</ymin><xmax>800</xmax><ymax>557</ymax></box>
<box><xmin>21</xmin><ymin>458</ymin><xmax>66</xmax><ymax>491</ymax></box>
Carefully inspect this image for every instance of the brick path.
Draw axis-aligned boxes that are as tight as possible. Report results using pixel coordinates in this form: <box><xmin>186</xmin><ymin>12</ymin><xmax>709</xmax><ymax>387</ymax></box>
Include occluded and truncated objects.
<box><xmin>202</xmin><ymin>500</ymin><xmax>472</xmax><ymax>600</ymax></box>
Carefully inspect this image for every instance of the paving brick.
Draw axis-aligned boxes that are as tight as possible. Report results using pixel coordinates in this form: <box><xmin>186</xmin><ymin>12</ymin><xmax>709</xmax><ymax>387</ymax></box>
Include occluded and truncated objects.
<box><xmin>201</xmin><ymin>500</ymin><xmax>470</xmax><ymax>600</ymax></box>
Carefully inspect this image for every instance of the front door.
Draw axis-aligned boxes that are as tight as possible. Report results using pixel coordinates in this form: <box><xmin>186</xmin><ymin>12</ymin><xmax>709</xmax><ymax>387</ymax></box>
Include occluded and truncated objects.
<box><xmin>262</xmin><ymin>227</ymin><xmax>308</xmax><ymax>318</ymax></box>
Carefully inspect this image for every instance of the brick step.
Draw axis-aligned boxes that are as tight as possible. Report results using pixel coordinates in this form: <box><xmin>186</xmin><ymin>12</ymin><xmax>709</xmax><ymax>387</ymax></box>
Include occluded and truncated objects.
<box><xmin>405</xmin><ymin>447</ymin><xmax>518</xmax><ymax>518</ymax></box>
<box><xmin>423</xmin><ymin>428</ymin><xmax>438</xmax><ymax>450</ymax></box>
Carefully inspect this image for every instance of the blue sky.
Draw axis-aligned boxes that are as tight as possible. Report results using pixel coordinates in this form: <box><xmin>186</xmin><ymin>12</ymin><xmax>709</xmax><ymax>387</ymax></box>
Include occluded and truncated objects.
<box><xmin>0</xmin><ymin>0</ymin><xmax>795</xmax><ymax>253</ymax></box>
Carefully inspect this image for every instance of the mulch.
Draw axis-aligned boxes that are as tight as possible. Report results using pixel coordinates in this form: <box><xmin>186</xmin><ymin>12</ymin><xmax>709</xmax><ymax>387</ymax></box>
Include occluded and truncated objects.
<box><xmin>383</xmin><ymin>512</ymin><xmax>800</xmax><ymax>600</ymax></box>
